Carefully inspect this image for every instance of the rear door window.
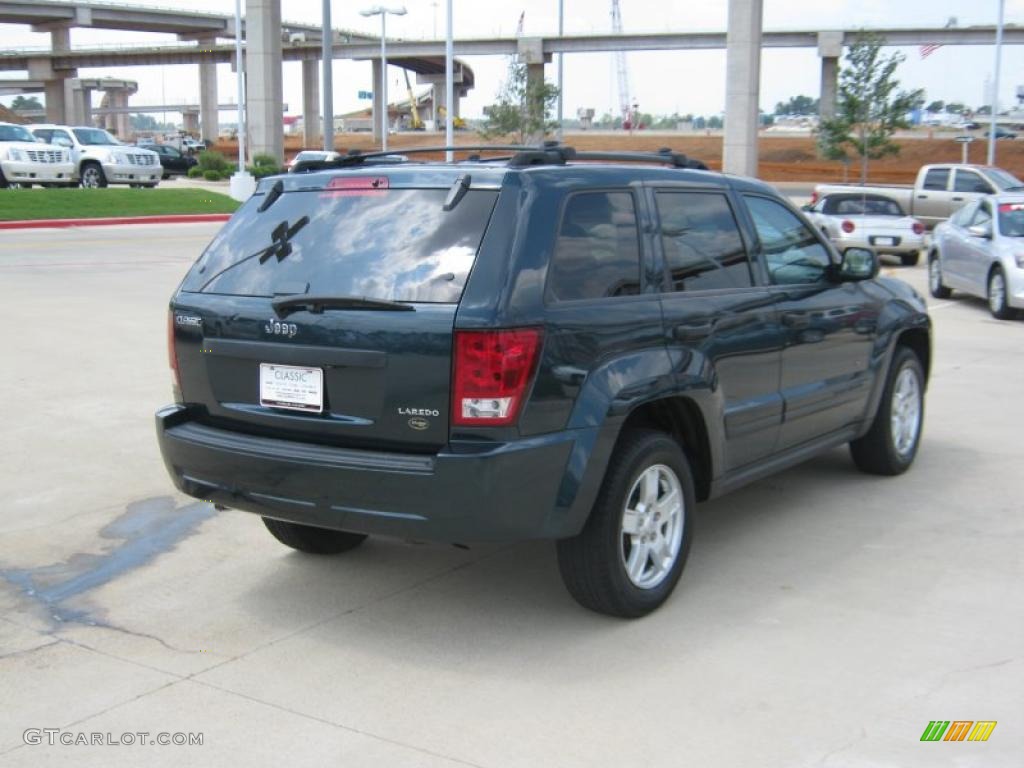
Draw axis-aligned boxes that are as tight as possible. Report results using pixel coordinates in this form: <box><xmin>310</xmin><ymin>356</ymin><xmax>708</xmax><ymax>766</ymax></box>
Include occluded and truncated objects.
<box><xmin>546</xmin><ymin>191</ymin><xmax>642</xmax><ymax>302</ymax></box>
<box><xmin>922</xmin><ymin>168</ymin><xmax>950</xmax><ymax>191</ymax></box>
<box><xmin>655</xmin><ymin>191</ymin><xmax>752</xmax><ymax>291</ymax></box>
<box><xmin>182</xmin><ymin>186</ymin><xmax>498</xmax><ymax>303</ymax></box>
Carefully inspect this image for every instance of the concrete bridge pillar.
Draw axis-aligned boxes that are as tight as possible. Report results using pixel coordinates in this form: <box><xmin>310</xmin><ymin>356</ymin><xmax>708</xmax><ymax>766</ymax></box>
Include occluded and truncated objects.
<box><xmin>245</xmin><ymin>0</ymin><xmax>284</xmax><ymax>162</ymax></box>
<box><xmin>70</xmin><ymin>82</ymin><xmax>92</xmax><ymax>127</ymax></box>
<box><xmin>722</xmin><ymin>0</ymin><xmax>763</xmax><ymax>177</ymax></box>
<box><xmin>301</xmin><ymin>58</ymin><xmax>320</xmax><ymax>148</ymax></box>
<box><xmin>817</xmin><ymin>31</ymin><xmax>843</xmax><ymax>121</ymax></box>
<box><xmin>114</xmin><ymin>92</ymin><xmax>130</xmax><ymax>138</ymax></box>
<box><xmin>44</xmin><ymin>26</ymin><xmax>75</xmax><ymax>124</ymax></box>
<box><xmin>198</xmin><ymin>39</ymin><xmax>219</xmax><ymax>144</ymax></box>
<box><xmin>183</xmin><ymin>109</ymin><xmax>200</xmax><ymax>135</ymax></box>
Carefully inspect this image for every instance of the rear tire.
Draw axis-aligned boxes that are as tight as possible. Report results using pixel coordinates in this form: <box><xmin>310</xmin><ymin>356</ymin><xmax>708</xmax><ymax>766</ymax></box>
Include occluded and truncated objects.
<box><xmin>900</xmin><ymin>252</ymin><xmax>920</xmax><ymax>267</ymax></box>
<box><xmin>262</xmin><ymin>517</ymin><xmax>368</xmax><ymax>555</ymax></box>
<box><xmin>987</xmin><ymin>266</ymin><xmax>1016</xmax><ymax>320</ymax></box>
<box><xmin>556</xmin><ymin>429</ymin><xmax>695</xmax><ymax>618</ymax></box>
<box><xmin>928</xmin><ymin>253</ymin><xmax>952</xmax><ymax>299</ymax></box>
<box><xmin>850</xmin><ymin>347</ymin><xmax>924</xmax><ymax>476</ymax></box>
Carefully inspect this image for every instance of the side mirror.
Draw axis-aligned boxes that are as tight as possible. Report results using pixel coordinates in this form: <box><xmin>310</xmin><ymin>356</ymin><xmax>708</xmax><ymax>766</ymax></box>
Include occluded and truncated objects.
<box><xmin>967</xmin><ymin>224</ymin><xmax>992</xmax><ymax>239</ymax></box>
<box><xmin>800</xmin><ymin>204</ymin><xmax>813</xmax><ymax>212</ymax></box>
<box><xmin>838</xmin><ymin>247</ymin><xmax>878</xmax><ymax>281</ymax></box>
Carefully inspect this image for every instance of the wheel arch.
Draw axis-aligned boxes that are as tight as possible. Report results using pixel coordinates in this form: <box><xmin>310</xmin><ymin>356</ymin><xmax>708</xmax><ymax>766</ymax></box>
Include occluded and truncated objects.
<box><xmin>895</xmin><ymin>327</ymin><xmax>931</xmax><ymax>384</ymax></box>
<box><xmin>619</xmin><ymin>396</ymin><xmax>713</xmax><ymax>502</ymax></box>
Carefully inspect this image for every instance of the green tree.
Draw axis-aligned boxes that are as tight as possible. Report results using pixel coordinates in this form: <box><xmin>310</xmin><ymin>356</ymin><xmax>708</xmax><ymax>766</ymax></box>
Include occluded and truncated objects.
<box><xmin>10</xmin><ymin>95</ymin><xmax>43</xmax><ymax>111</ymax></box>
<box><xmin>707</xmin><ymin>115</ymin><xmax>723</xmax><ymax>130</ymax></box>
<box><xmin>480</xmin><ymin>60</ymin><xmax>559</xmax><ymax>143</ymax></box>
<box><xmin>926</xmin><ymin>100</ymin><xmax>945</xmax><ymax>113</ymax></box>
<box><xmin>817</xmin><ymin>33</ymin><xmax>924</xmax><ymax>183</ymax></box>
<box><xmin>945</xmin><ymin>102</ymin><xmax>966</xmax><ymax>115</ymax></box>
<box><xmin>774</xmin><ymin>95</ymin><xmax>819</xmax><ymax>116</ymax></box>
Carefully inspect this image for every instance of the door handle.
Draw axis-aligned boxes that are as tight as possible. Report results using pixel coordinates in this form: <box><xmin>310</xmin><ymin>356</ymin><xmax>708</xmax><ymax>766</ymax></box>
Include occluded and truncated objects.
<box><xmin>781</xmin><ymin>312</ymin><xmax>810</xmax><ymax>329</ymax></box>
<box><xmin>952</xmin><ymin>196</ymin><xmax>964</xmax><ymax>202</ymax></box>
<box><xmin>673</xmin><ymin>322</ymin><xmax>714</xmax><ymax>342</ymax></box>
<box><xmin>916</xmin><ymin>194</ymin><xmax>928</xmax><ymax>199</ymax></box>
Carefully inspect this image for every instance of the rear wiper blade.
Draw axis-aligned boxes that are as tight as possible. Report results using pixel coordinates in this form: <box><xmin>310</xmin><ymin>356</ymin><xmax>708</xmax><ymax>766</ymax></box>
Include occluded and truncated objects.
<box><xmin>272</xmin><ymin>295</ymin><xmax>416</xmax><ymax>317</ymax></box>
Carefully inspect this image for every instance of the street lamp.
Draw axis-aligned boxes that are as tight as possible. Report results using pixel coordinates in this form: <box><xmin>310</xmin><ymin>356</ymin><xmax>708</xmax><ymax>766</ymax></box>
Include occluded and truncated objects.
<box><xmin>360</xmin><ymin>5</ymin><xmax>407</xmax><ymax>152</ymax></box>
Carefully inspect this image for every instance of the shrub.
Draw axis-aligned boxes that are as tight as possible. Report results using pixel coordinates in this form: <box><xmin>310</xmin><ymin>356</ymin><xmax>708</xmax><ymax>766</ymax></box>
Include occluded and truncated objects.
<box><xmin>202</xmin><ymin>170</ymin><xmax>222</xmax><ymax>182</ymax></box>
<box><xmin>246</xmin><ymin>164</ymin><xmax>281</xmax><ymax>179</ymax></box>
<box><xmin>186</xmin><ymin>167</ymin><xmax>203</xmax><ymax>179</ymax></box>
<box><xmin>197</xmin><ymin>150</ymin><xmax>229</xmax><ymax>173</ymax></box>
<box><xmin>251</xmin><ymin>153</ymin><xmax>279</xmax><ymax>168</ymax></box>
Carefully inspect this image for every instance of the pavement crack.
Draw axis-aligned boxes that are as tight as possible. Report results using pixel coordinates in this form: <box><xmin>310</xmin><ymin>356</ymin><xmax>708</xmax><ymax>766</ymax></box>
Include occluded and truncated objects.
<box><xmin>0</xmin><ymin>638</ymin><xmax>61</xmax><ymax>661</ymax></box>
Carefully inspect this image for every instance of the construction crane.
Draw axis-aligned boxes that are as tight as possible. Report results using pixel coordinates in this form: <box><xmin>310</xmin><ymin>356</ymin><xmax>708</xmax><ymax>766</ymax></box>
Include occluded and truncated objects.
<box><xmin>403</xmin><ymin>69</ymin><xmax>424</xmax><ymax>131</ymax></box>
<box><xmin>610</xmin><ymin>0</ymin><xmax>633</xmax><ymax>129</ymax></box>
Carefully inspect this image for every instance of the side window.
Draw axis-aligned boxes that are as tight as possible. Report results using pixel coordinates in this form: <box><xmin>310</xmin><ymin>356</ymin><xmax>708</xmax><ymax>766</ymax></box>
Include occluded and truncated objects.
<box><xmin>546</xmin><ymin>191</ymin><xmax>642</xmax><ymax>302</ymax></box>
<box><xmin>922</xmin><ymin>168</ymin><xmax>950</xmax><ymax>191</ymax></box>
<box><xmin>655</xmin><ymin>191</ymin><xmax>751</xmax><ymax>291</ymax></box>
<box><xmin>971</xmin><ymin>203</ymin><xmax>992</xmax><ymax>228</ymax></box>
<box><xmin>954</xmin><ymin>170</ymin><xmax>994</xmax><ymax>194</ymax></box>
<box><xmin>950</xmin><ymin>201</ymin><xmax>978</xmax><ymax>227</ymax></box>
<box><xmin>744</xmin><ymin>196</ymin><xmax>832</xmax><ymax>285</ymax></box>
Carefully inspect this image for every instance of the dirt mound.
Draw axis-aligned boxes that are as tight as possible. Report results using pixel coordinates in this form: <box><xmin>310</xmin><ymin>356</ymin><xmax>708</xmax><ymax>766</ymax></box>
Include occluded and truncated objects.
<box><xmin>214</xmin><ymin>131</ymin><xmax>1024</xmax><ymax>184</ymax></box>
<box><xmin>0</xmin><ymin>104</ymin><xmax>28</xmax><ymax>124</ymax></box>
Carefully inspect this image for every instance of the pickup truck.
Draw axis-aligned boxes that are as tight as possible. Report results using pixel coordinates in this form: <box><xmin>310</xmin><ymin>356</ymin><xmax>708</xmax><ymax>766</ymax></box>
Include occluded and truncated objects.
<box><xmin>813</xmin><ymin>164</ymin><xmax>1024</xmax><ymax>227</ymax></box>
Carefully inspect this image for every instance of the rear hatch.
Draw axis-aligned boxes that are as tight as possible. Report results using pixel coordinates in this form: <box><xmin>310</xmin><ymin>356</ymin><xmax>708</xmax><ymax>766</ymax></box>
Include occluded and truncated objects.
<box><xmin>171</xmin><ymin>170</ymin><xmax>500</xmax><ymax>451</ymax></box>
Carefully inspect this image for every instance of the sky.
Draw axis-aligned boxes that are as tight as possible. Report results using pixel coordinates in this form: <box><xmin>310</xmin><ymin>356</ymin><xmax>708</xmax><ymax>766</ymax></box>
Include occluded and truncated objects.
<box><xmin>1</xmin><ymin>0</ymin><xmax>1023</xmax><ymax>122</ymax></box>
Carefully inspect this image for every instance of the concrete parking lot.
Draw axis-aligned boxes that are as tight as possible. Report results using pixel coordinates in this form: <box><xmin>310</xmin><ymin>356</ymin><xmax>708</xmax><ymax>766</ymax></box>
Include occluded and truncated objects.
<box><xmin>0</xmin><ymin>223</ymin><xmax>1021</xmax><ymax>767</ymax></box>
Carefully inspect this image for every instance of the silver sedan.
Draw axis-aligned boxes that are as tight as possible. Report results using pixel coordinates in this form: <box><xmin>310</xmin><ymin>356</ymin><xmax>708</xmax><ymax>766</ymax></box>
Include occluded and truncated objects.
<box><xmin>928</xmin><ymin>194</ymin><xmax>1024</xmax><ymax>319</ymax></box>
<box><xmin>803</xmin><ymin>193</ymin><xmax>925</xmax><ymax>266</ymax></box>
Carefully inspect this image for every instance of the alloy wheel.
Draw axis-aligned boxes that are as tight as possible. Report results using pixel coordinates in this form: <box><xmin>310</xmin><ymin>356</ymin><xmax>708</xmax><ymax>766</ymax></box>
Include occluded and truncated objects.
<box><xmin>619</xmin><ymin>464</ymin><xmax>685</xmax><ymax>590</ymax></box>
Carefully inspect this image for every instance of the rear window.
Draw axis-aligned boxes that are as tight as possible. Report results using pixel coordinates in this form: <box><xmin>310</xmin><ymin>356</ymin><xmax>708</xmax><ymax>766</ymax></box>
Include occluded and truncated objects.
<box><xmin>182</xmin><ymin>187</ymin><xmax>498</xmax><ymax>303</ymax></box>
<box><xmin>546</xmin><ymin>191</ymin><xmax>641</xmax><ymax>302</ymax></box>
<box><xmin>922</xmin><ymin>168</ymin><xmax>950</xmax><ymax>191</ymax></box>
<box><xmin>825</xmin><ymin>196</ymin><xmax>903</xmax><ymax>216</ymax></box>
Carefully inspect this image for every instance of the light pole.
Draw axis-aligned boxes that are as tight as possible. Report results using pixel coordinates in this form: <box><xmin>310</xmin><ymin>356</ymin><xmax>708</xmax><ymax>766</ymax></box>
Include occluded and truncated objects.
<box><xmin>445</xmin><ymin>0</ymin><xmax>453</xmax><ymax>159</ymax></box>
<box><xmin>360</xmin><ymin>5</ymin><xmax>407</xmax><ymax>152</ymax></box>
<box><xmin>557</xmin><ymin>0</ymin><xmax>564</xmax><ymax>141</ymax></box>
<box><xmin>229</xmin><ymin>0</ymin><xmax>254</xmax><ymax>201</ymax></box>
<box><xmin>987</xmin><ymin>0</ymin><xmax>1005</xmax><ymax>165</ymax></box>
<box><xmin>322</xmin><ymin>0</ymin><xmax>334</xmax><ymax>151</ymax></box>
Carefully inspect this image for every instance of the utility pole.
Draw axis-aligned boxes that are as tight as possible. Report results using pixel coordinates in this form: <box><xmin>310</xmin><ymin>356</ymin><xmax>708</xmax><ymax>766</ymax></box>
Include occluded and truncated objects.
<box><xmin>557</xmin><ymin>0</ymin><xmax>564</xmax><ymax>141</ymax></box>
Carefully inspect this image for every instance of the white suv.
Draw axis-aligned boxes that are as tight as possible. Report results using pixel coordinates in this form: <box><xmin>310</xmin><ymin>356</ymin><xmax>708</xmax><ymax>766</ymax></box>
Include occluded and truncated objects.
<box><xmin>0</xmin><ymin>122</ymin><xmax>74</xmax><ymax>188</ymax></box>
<box><xmin>28</xmin><ymin>124</ymin><xmax>161</xmax><ymax>188</ymax></box>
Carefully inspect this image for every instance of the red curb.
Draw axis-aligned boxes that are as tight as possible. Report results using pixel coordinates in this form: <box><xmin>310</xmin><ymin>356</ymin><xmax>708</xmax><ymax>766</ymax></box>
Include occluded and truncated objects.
<box><xmin>0</xmin><ymin>213</ymin><xmax>233</xmax><ymax>230</ymax></box>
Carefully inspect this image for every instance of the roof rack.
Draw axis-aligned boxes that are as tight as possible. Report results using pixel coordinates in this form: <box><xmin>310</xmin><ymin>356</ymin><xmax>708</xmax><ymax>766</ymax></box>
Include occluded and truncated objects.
<box><xmin>292</xmin><ymin>142</ymin><xmax>708</xmax><ymax>173</ymax></box>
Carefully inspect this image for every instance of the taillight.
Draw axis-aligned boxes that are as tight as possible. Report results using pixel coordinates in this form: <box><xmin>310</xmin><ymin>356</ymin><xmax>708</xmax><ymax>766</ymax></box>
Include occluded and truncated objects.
<box><xmin>452</xmin><ymin>328</ymin><xmax>543</xmax><ymax>427</ymax></box>
<box><xmin>841</xmin><ymin>219</ymin><xmax>855</xmax><ymax>234</ymax></box>
<box><xmin>167</xmin><ymin>310</ymin><xmax>182</xmax><ymax>399</ymax></box>
<box><xmin>912</xmin><ymin>220</ymin><xmax>924</xmax><ymax>235</ymax></box>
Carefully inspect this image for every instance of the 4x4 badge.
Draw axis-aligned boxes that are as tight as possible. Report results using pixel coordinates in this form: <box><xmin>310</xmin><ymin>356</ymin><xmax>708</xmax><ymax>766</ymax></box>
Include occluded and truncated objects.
<box><xmin>408</xmin><ymin>417</ymin><xmax>430</xmax><ymax>431</ymax></box>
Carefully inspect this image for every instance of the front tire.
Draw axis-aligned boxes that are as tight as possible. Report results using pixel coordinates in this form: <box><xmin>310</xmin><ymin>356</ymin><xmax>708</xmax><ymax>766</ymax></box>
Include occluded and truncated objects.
<box><xmin>850</xmin><ymin>347</ymin><xmax>925</xmax><ymax>476</ymax></box>
<box><xmin>987</xmin><ymin>266</ymin><xmax>1016</xmax><ymax>320</ymax></box>
<box><xmin>928</xmin><ymin>253</ymin><xmax>952</xmax><ymax>299</ymax></box>
<box><xmin>556</xmin><ymin>430</ymin><xmax>695</xmax><ymax>618</ymax></box>
<box><xmin>79</xmin><ymin>162</ymin><xmax>107</xmax><ymax>189</ymax></box>
<box><xmin>262</xmin><ymin>517</ymin><xmax>368</xmax><ymax>555</ymax></box>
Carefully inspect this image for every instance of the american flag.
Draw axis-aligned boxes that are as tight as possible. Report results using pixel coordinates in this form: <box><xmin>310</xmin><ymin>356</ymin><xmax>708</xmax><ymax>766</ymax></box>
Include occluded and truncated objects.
<box><xmin>920</xmin><ymin>43</ymin><xmax>942</xmax><ymax>59</ymax></box>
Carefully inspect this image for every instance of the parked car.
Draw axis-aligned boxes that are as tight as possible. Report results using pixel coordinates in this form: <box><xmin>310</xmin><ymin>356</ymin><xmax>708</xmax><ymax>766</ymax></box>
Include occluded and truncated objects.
<box><xmin>813</xmin><ymin>164</ymin><xmax>1024</xmax><ymax>227</ymax></box>
<box><xmin>27</xmin><ymin>124</ymin><xmax>161</xmax><ymax>188</ymax></box>
<box><xmin>147</xmin><ymin>143</ymin><xmax>198</xmax><ymax>179</ymax></box>
<box><xmin>157</xmin><ymin>146</ymin><xmax>931</xmax><ymax>618</ymax></box>
<box><xmin>0</xmin><ymin>121</ymin><xmax>74</xmax><ymax>188</ymax></box>
<box><xmin>985</xmin><ymin>127</ymin><xmax>1018</xmax><ymax>140</ymax></box>
<box><xmin>803</xmin><ymin>192</ymin><xmax>925</xmax><ymax>266</ymax></box>
<box><xmin>928</xmin><ymin>194</ymin><xmax>1024</xmax><ymax>319</ymax></box>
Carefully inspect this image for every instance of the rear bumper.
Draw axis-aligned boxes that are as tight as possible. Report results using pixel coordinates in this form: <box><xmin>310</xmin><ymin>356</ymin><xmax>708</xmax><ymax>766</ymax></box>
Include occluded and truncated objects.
<box><xmin>834</xmin><ymin>232</ymin><xmax>924</xmax><ymax>255</ymax></box>
<box><xmin>156</xmin><ymin>405</ymin><xmax>587</xmax><ymax>542</ymax></box>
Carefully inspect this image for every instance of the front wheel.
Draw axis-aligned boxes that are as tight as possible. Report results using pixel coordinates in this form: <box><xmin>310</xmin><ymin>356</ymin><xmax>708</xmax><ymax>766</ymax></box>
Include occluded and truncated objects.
<box><xmin>850</xmin><ymin>347</ymin><xmax>925</xmax><ymax>476</ymax></box>
<box><xmin>79</xmin><ymin>162</ymin><xmax>107</xmax><ymax>189</ymax></box>
<box><xmin>928</xmin><ymin>254</ymin><xmax>952</xmax><ymax>299</ymax></box>
<box><xmin>262</xmin><ymin>517</ymin><xmax>368</xmax><ymax>554</ymax></box>
<box><xmin>556</xmin><ymin>430</ymin><xmax>695</xmax><ymax>618</ymax></box>
<box><xmin>987</xmin><ymin>266</ymin><xmax>1016</xmax><ymax>320</ymax></box>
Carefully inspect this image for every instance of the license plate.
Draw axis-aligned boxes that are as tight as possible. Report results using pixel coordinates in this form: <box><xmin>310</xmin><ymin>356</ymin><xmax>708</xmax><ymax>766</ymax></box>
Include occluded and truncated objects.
<box><xmin>873</xmin><ymin>237</ymin><xmax>895</xmax><ymax>246</ymax></box>
<box><xmin>259</xmin><ymin>364</ymin><xmax>323</xmax><ymax>413</ymax></box>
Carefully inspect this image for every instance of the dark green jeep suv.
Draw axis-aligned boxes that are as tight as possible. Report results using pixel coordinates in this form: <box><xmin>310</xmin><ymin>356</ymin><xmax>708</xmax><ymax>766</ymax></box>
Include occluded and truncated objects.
<box><xmin>157</xmin><ymin>145</ymin><xmax>931</xmax><ymax>617</ymax></box>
